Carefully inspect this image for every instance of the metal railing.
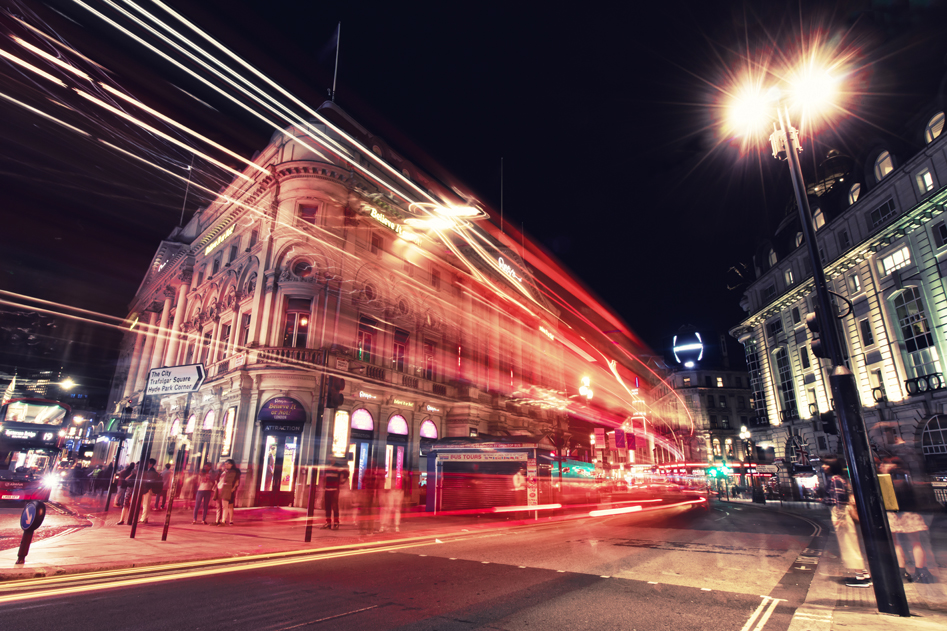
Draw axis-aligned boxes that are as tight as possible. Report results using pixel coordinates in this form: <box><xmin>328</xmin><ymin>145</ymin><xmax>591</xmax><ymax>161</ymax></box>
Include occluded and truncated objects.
<box><xmin>904</xmin><ymin>372</ymin><xmax>945</xmax><ymax>396</ymax></box>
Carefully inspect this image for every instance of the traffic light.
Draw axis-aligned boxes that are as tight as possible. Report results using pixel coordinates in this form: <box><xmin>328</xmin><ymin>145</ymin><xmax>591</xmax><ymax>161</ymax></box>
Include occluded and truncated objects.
<box><xmin>821</xmin><ymin>411</ymin><xmax>838</xmax><ymax>435</ymax></box>
<box><xmin>805</xmin><ymin>305</ymin><xmax>827</xmax><ymax>358</ymax></box>
<box><xmin>326</xmin><ymin>376</ymin><xmax>345</xmax><ymax>408</ymax></box>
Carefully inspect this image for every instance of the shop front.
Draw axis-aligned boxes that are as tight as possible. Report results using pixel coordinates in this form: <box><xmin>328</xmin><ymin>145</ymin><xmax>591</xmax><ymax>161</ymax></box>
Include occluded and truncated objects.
<box><xmin>257</xmin><ymin>397</ymin><xmax>306</xmax><ymax>506</ymax></box>
<box><xmin>348</xmin><ymin>408</ymin><xmax>375</xmax><ymax>490</ymax></box>
<box><xmin>384</xmin><ymin>414</ymin><xmax>408</xmax><ymax>491</ymax></box>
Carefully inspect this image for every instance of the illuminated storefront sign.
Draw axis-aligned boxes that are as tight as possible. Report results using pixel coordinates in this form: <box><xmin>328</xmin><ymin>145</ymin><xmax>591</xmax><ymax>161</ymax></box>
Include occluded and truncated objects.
<box><xmin>358</xmin><ymin>390</ymin><xmax>380</xmax><ymax>401</ymax></box>
<box><xmin>424</xmin><ymin>404</ymin><xmax>441</xmax><ymax>413</ymax></box>
<box><xmin>331</xmin><ymin>410</ymin><xmax>349</xmax><ymax>458</ymax></box>
<box><xmin>204</xmin><ymin>224</ymin><xmax>236</xmax><ymax>256</ymax></box>
<box><xmin>370</xmin><ymin>208</ymin><xmax>403</xmax><ymax>236</ymax></box>
<box><xmin>497</xmin><ymin>257</ymin><xmax>522</xmax><ymax>282</ymax></box>
<box><xmin>539</xmin><ymin>325</ymin><xmax>555</xmax><ymax>341</ymax></box>
<box><xmin>220</xmin><ymin>407</ymin><xmax>236</xmax><ymax>457</ymax></box>
<box><xmin>392</xmin><ymin>397</ymin><xmax>414</xmax><ymax>409</ymax></box>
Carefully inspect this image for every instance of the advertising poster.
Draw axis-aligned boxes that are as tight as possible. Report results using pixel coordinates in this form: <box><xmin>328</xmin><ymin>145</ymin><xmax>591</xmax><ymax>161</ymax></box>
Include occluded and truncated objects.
<box><xmin>614</xmin><ymin>429</ymin><xmax>626</xmax><ymax>449</ymax></box>
<box><xmin>526</xmin><ymin>457</ymin><xmax>538</xmax><ymax>506</ymax></box>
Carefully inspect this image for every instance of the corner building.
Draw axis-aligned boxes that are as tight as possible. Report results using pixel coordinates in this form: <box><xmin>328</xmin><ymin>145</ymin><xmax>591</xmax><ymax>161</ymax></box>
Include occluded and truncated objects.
<box><xmin>108</xmin><ymin>102</ymin><xmax>655</xmax><ymax>508</ymax></box>
<box><xmin>730</xmin><ymin>104</ymin><xmax>947</xmax><ymax>497</ymax></box>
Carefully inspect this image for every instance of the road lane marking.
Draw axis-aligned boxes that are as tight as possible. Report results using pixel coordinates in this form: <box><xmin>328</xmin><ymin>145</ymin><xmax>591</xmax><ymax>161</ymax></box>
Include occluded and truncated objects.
<box><xmin>752</xmin><ymin>597</ymin><xmax>782</xmax><ymax>631</ymax></box>
<box><xmin>740</xmin><ymin>596</ymin><xmax>772</xmax><ymax>631</ymax></box>
<box><xmin>273</xmin><ymin>604</ymin><xmax>379</xmax><ymax>630</ymax></box>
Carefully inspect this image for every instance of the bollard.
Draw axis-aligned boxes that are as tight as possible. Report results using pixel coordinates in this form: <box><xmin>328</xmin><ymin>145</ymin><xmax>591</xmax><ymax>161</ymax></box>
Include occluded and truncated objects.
<box><xmin>15</xmin><ymin>501</ymin><xmax>46</xmax><ymax>565</ymax></box>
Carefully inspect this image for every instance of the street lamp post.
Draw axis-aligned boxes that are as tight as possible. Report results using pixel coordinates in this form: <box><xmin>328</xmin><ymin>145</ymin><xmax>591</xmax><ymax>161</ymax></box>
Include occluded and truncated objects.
<box><xmin>768</xmin><ymin>103</ymin><xmax>909</xmax><ymax>616</ymax></box>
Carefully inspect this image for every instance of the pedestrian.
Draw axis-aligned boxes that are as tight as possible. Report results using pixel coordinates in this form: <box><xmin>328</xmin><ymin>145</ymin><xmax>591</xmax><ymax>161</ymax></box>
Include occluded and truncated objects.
<box><xmin>154</xmin><ymin>463</ymin><xmax>173</xmax><ymax>510</ymax></box>
<box><xmin>192</xmin><ymin>463</ymin><xmax>217</xmax><ymax>525</ymax></box>
<box><xmin>115</xmin><ymin>462</ymin><xmax>136</xmax><ymax>524</ymax></box>
<box><xmin>215</xmin><ymin>459</ymin><xmax>241</xmax><ymax>526</ymax></box>
<box><xmin>213</xmin><ymin>461</ymin><xmax>226</xmax><ymax>525</ymax></box>
<box><xmin>357</xmin><ymin>467</ymin><xmax>379</xmax><ymax>534</ymax></box>
<box><xmin>138</xmin><ymin>458</ymin><xmax>162</xmax><ymax>524</ymax></box>
<box><xmin>822</xmin><ymin>456</ymin><xmax>870</xmax><ymax>587</ymax></box>
<box><xmin>880</xmin><ymin>457</ymin><xmax>935</xmax><ymax>584</ymax></box>
<box><xmin>512</xmin><ymin>467</ymin><xmax>527</xmax><ymax>517</ymax></box>
<box><xmin>322</xmin><ymin>460</ymin><xmax>344</xmax><ymax>530</ymax></box>
<box><xmin>380</xmin><ymin>472</ymin><xmax>404</xmax><ymax>533</ymax></box>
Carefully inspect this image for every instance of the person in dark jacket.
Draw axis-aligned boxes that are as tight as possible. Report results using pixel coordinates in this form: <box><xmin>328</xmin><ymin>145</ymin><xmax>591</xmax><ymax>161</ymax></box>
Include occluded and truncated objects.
<box><xmin>215</xmin><ymin>460</ymin><xmax>241</xmax><ymax>526</ymax></box>
<box><xmin>115</xmin><ymin>462</ymin><xmax>136</xmax><ymax>524</ymax></box>
<box><xmin>322</xmin><ymin>461</ymin><xmax>346</xmax><ymax>530</ymax></box>
<box><xmin>138</xmin><ymin>458</ymin><xmax>162</xmax><ymax>523</ymax></box>
<box><xmin>880</xmin><ymin>457</ymin><xmax>935</xmax><ymax>583</ymax></box>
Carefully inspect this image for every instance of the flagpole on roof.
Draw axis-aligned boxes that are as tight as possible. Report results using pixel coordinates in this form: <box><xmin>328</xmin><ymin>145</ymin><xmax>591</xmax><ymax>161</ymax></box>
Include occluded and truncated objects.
<box><xmin>332</xmin><ymin>22</ymin><xmax>341</xmax><ymax>102</ymax></box>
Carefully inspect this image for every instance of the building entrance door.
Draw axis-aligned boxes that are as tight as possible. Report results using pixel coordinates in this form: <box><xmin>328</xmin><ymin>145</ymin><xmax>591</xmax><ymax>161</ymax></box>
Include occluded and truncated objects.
<box><xmin>258</xmin><ymin>432</ymin><xmax>299</xmax><ymax>506</ymax></box>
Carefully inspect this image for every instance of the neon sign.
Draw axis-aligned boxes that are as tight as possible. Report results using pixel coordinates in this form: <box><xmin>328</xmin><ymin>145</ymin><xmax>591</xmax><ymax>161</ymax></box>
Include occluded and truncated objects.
<box><xmin>370</xmin><ymin>208</ymin><xmax>403</xmax><ymax>236</ymax></box>
<box><xmin>358</xmin><ymin>390</ymin><xmax>379</xmax><ymax>400</ymax></box>
<box><xmin>539</xmin><ymin>325</ymin><xmax>555</xmax><ymax>341</ymax></box>
<box><xmin>204</xmin><ymin>224</ymin><xmax>236</xmax><ymax>256</ymax></box>
<box><xmin>497</xmin><ymin>257</ymin><xmax>522</xmax><ymax>282</ymax></box>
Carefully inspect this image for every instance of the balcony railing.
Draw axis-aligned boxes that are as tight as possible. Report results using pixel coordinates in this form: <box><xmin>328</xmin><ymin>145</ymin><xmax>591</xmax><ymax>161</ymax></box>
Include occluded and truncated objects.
<box><xmin>904</xmin><ymin>373</ymin><xmax>945</xmax><ymax>396</ymax></box>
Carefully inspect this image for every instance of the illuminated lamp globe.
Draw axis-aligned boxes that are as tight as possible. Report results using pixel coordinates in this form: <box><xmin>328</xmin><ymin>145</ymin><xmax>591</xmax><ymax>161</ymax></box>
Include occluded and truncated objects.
<box><xmin>672</xmin><ymin>326</ymin><xmax>704</xmax><ymax>368</ymax></box>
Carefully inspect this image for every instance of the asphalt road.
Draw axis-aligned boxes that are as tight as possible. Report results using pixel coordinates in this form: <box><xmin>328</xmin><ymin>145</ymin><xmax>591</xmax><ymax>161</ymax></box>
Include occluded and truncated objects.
<box><xmin>0</xmin><ymin>501</ymin><xmax>826</xmax><ymax>630</ymax></box>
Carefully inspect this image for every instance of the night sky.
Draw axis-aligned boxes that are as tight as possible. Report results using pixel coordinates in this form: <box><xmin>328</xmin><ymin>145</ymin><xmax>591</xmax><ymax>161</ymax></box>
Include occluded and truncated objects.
<box><xmin>1</xmin><ymin>0</ymin><xmax>946</xmax><ymax>393</ymax></box>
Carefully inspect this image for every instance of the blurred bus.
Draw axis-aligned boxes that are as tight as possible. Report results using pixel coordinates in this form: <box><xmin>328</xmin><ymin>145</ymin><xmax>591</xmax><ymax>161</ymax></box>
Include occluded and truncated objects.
<box><xmin>0</xmin><ymin>398</ymin><xmax>70</xmax><ymax>502</ymax></box>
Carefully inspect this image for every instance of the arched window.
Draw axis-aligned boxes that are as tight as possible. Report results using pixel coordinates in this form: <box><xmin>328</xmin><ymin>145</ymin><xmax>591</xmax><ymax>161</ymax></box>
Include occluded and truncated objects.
<box><xmin>387</xmin><ymin>414</ymin><xmax>409</xmax><ymax>435</ymax></box>
<box><xmin>767</xmin><ymin>248</ymin><xmax>777</xmax><ymax>267</ymax></box>
<box><xmin>185</xmin><ymin>414</ymin><xmax>196</xmax><ymax>434</ymax></box>
<box><xmin>925</xmin><ymin>112</ymin><xmax>945</xmax><ymax>144</ymax></box>
<box><xmin>848</xmin><ymin>183</ymin><xmax>861</xmax><ymax>205</ymax></box>
<box><xmin>795</xmin><ymin>232</ymin><xmax>803</xmax><ymax>247</ymax></box>
<box><xmin>725</xmin><ymin>438</ymin><xmax>734</xmax><ymax>458</ymax></box>
<box><xmin>874</xmin><ymin>151</ymin><xmax>894</xmax><ymax>181</ymax></box>
<box><xmin>812</xmin><ymin>208</ymin><xmax>825</xmax><ymax>230</ymax></box>
<box><xmin>202</xmin><ymin>409</ymin><xmax>216</xmax><ymax>430</ymax></box>
<box><xmin>420</xmin><ymin>419</ymin><xmax>438</xmax><ymax>439</ymax></box>
<box><xmin>922</xmin><ymin>416</ymin><xmax>947</xmax><ymax>458</ymax></box>
<box><xmin>169</xmin><ymin>417</ymin><xmax>181</xmax><ymax>437</ymax></box>
<box><xmin>351</xmin><ymin>408</ymin><xmax>374</xmax><ymax>431</ymax></box>
<box><xmin>712</xmin><ymin>438</ymin><xmax>721</xmax><ymax>457</ymax></box>
<box><xmin>893</xmin><ymin>287</ymin><xmax>942</xmax><ymax>378</ymax></box>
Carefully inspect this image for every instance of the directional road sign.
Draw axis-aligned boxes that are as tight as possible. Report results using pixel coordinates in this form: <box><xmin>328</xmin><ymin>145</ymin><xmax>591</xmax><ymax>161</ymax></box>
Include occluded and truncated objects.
<box><xmin>146</xmin><ymin>364</ymin><xmax>206</xmax><ymax>396</ymax></box>
<box><xmin>756</xmin><ymin>464</ymin><xmax>779</xmax><ymax>473</ymax></box>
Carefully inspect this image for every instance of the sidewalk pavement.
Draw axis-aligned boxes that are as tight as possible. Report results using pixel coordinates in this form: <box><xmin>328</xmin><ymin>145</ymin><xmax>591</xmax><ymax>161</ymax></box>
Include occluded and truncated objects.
<box><xmin>722</xmin><ymin>498</ymin><xmax>947</xmax><ymax>630</ymax></box>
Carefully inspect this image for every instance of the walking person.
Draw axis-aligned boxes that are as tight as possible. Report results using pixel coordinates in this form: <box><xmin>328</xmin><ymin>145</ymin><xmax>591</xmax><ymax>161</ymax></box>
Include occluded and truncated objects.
<box><xmin>216</xmin><ymin>459</ymin><xmax>241</xmax><ymax>526</ymax></box>
<box><xmin>138</xmin><ymin>458</ymin><xmax>162</xmax><ymax>524</ymax></box>
<box><xmin>822</xmin><ymin>456</ymin><xmax>871</xmax><ymax>587</ymax></box>
<box><xmin>115</xmin><ymin>462</ymin><xmax>136</xmax><ymax>524</ymax></box>
<box><xmin>382</xmin><ymin>473</ymin><xmax>404</xmax><ymax>533</ymax></box>
<box><xmin>192</xmin><ymin>463</ymin><xmax>217</xmax><ymax>525</ymax></box>
<box><xmin>880</xmin><ymin>457</ymin><xmax>937</xmax><ymax>584</ymax></box>
<box><xmin>154</xmin><ymin>463</ymin><xmax>173</xmax><ymax>510</ymax></box>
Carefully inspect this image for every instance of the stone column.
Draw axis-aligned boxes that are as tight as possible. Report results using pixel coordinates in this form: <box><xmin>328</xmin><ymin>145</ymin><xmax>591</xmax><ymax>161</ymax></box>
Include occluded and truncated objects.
<box><xmin>150</xmin><ymin>287</ymin><xmax>174</xmax><ymax>371</ymax></box>
<box><xmin>122</xmin><ymin>316</ymin><xmax>148</xmax><ymax>399</ymax></box>
<box><xmin>163</xmin><ymin>273</ymin><xmax>191</xmax><ymax>366</ymax></box>
<box><xmin>133</xmin><ymin>309</ymin><xmax>160</xmax><ymax>392</ymax></box>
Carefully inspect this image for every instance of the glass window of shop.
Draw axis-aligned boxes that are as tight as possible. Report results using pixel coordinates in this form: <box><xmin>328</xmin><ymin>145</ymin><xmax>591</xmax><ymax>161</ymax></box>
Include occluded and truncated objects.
<box><xmin>385</xmin><ymin>415</ymin><xmax>408</xmax><ymax>490</ymax></box>
<box><xmin>257</xmin><ymin>397</ymin><xmax>306</xmax><ymax>506</ymax></box>
<box><xmin>349</xmin><ymin>409</ymin><xmax>375</xmax><ymax>490</ymax></box>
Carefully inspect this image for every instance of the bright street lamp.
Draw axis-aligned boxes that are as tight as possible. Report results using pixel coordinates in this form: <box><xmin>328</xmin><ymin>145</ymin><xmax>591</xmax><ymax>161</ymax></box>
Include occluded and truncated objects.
<box><xmin>727</xmin><ymin>59</ymin><xmax>908</xmax><ymax>617</ymax></box>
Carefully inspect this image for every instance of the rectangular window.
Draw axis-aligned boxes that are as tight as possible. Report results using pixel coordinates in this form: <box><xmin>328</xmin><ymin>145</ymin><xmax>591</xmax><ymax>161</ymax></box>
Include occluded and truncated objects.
<box><xmin>298</xmin><ymin>203</ymin><xmax>319</xmax><ymax>225</ymax></box>
<box><xmin>870</xmin><ymin>199</ymin><xmax>897</xmax><ymax>229</ymax></box>
<box><xmin>357</xmin><ymin>317</ymin><xmax>376</xmax><ymax>363</ymax></box>
<box><xmin>818</xmin><ymin>436</ymin><xmax>828</xmax><ymax>450</ymax></box>
<box><xmin>240</xmin><ymin>313</ymin><xmax>251</xmax><ymax>346</ymax></box>
<box><xmin>709</xmin><ymin>415</ymin><xmax>718</xmax><ymax>429</ymax></box>
<box><xmin>228</xmin><ymin>244</ymin><xmax>238</xmax><ymax>263</ymax></box>
<box><xmin>719</xmin><ymin>395</ymin><xmax>727</xmax><ymax>408</ymax></box>
<box><xmin>761</xmin><ymin>284</ymin><xmax>777</xmax><ymax>301</ymax></box>
<box><xmin>784</xmin><ymin>269</ymin><xmax>794</xmax><ymax>286</ymax></box>
<box><xmin>393</xmin><ymin>329</ymin><xmax>409</xmax><ymax>372</ymax></box>
<box><xmin>423</xmin><ymin>340</ymin><xmax>436</xmax><ymax>381</ymax></box>
<box><xmin>716</xmin><ymin>377</ymin><xmax>724</xmax><ymax>388</ymax></box>
<box><xmin>249</xmin><ymin>229</ymin><xmax>259</xmax><ymax>249</ymax></box>
<box><xmin>838</xmin><ymin>229</ymin><xmax>851</xmax><ymax>251</ymax></box>
<box><xmin>705</xmin><ymin>376</ymin><xmax>712</xmax><ymax>387</ymax></box>
<box><xmin>800</xmin><ymin>346</ymin><xmax>810</xmax><ymax>369</ymax></box>
<box><xmin>212</xmin><ymin>257</ymin><xmax>221</xmax><ymax>276</ymax></box>
<box><xmin>791</xmin><ymin>307</ymin><xmax>801</xmax><ymax>325</ymax></box>
<box><xmin>819</xmin><ymin>246</ymin><xmax>827</xmax><ymax>264</ymax></box>
<box><xmin>371</xmin><ymin>234</ymin><xmax>381</xmax><ymax>255</ymax></box>
<box><xmin>737</xmin><ymin>396</ymin><xmax>745</xmax><ymax>409</ymax></box>
<box><xmin>881</xmin><ymin>245</ymin><xmax>912</xmax><ymax>276</ymax></box>
<box><xmin>707</xmin><ymin>394</ymin><xmax>715</xmax><ymax>407</ymax></box>
<box><xmin>849</xmin><ymin>274</ymin><xmax>861</xmax><ymax>293</ymax></box>
<box><xmin>282</xmin><ymin>298</ymin><xmax>311</xmax><ymax>348</ymax></box>
<box><xmin>916</xmin><ymin>168</ymin><xmax>934</xmax><ymax>193</ymax></box>
<box><xmin>859</xmin><ymin>318</ymin><xmax>875</xmax><ymax>347</ymax></box>
<box><xmin>200</xmin><ymin>331</ymin><xmax>212</xmax><ymax>363</ymax></box>
<box><xmin>196</xmin><ymin>266</ymin><xmax>205</xmax><ymax>287</ymax></box>
<box><xmin>403</xmin><ymin>259</ymin><xmax>415</xmax><ymax>277</ymax></box>
<box><xmin>218</xmin><ymin>323</ymin><xmax>232</xmax><ymax>361</ymax></box>
<box><xmin>775</xmin><ymin>347</ymin><xmax>798</xmax><ymax>419</ymax></box>
<box><xmin>767</xmin><ymin>318</ymin><xmax>783</xmax><ymax>338</ymax></box>
<box><xmin>683</xmin><ymin>377</ymin><xmax>691</xmax><ymax>386</ymax></box>
<box><xmin>431</xmin><ymin>267</ymin><xmax>441</xmax><ymax>290</ymax></box>
<box><xmin>720</xmin><ymin>416</ymin><xmax>730</xmax><ymax>429</ymax></box>
<box><xmin>934</xmin><ymin>221</ymin><xmax>947</xmax><ymax>249</ymax></box>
